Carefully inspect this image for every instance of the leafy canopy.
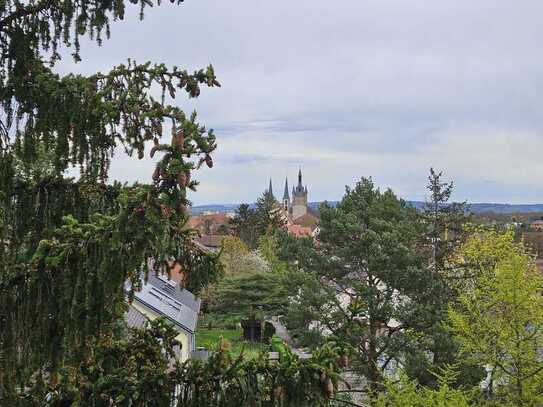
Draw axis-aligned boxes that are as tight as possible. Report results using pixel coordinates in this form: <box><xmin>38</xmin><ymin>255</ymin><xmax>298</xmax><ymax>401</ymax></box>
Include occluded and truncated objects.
<box><xmin>449</xmin><ymin>229</ymin><xmax>543</xmax><ymax>406</ymax></box>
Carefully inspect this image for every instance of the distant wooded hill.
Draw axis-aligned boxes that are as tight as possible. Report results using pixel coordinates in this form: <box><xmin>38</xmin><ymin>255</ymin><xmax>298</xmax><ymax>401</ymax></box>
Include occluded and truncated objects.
<box><xmin>191</xmin><ymin>202</ymin><xmax>543</xmax><ymax>215</ymax></box>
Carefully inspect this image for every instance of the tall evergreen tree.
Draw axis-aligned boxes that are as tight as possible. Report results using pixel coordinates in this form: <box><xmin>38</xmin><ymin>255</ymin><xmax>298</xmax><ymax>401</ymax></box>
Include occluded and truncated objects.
<box><xmin>423</xmin><ymin>168</ymin><xmax>471</xmax><ymax>273</ymax></box>
<box><xmin>404</xmin><ymin>169</ymin><xmax>480</xmax><ymax>388</ymax></box>
<box><xmin>0</xmin><ymin>0</ymin><xmax>223</xmax><ymax>399</ymax></box>
<box><xmin>255</xmin><ymin>189</ymin><xmax>286</xmax><ymax>233</ymax></box>
<box><xmin>231</xmin><ymin>203</ymin><xmax>260</xmax><ymax>248</ymax></box>
<box><xmin>293</xmin><ymin>178</ymin><xmax>425</xmax><ymax>395</ymax></box>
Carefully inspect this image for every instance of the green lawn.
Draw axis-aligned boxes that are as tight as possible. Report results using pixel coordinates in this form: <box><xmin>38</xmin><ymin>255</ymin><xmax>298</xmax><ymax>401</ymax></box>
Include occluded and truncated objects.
<box><xmin>195</xmin><ymin>329</ymin><xmax>269</xmax><ymax>359</ymax></box>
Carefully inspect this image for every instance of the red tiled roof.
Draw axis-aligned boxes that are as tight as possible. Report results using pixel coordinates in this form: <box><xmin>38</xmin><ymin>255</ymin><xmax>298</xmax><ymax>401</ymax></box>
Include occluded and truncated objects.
<box><xmin>287</xmin><ymin>224</ymin><xmax>313</xmax><ymax>237</ymax></box>
<box><xmin>187</xmin><ymin>213</ymin><xmax>229</xmax><ymax>228</ymax></box>
<box><xmin>293</xmin><ymin>212</ymin><xmax>319</xmax><ymax>229</ymax></box>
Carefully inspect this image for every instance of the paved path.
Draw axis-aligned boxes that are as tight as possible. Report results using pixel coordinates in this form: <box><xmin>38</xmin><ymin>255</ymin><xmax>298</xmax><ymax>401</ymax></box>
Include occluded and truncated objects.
<box><xmin>268</xmin><ymin>318</ymin><xmax>311</xmax><ymax>359</ymax></box>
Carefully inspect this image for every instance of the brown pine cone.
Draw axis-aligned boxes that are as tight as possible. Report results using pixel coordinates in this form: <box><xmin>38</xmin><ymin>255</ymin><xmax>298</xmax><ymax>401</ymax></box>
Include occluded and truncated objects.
<box><xmin>177</xmin><ymin>172</ymin><xmax>187</xmax><ymax>188</ymax></box>
<box><xmin>205</xmin><ymin>155</ymin><xmax>213</xmax><ymax>168</ymax></box>
<box><xmin>324</xmin><ymin>378</ymin><xmax>334</xmax><ymax>398</ymax></box>
<box><xmin>176</xmin><ymin>129</ymin><xmax>184</xmax><ymax>149</ymax></box>
<box><xmin>153</xmin><ymin>122</ymin><xmax>162</xmax><ymax>136</ymax></box>
<box><xmin>339</xmin><ymin>355</ymin><xmax>349</xmax><ymax>368</ymax></box>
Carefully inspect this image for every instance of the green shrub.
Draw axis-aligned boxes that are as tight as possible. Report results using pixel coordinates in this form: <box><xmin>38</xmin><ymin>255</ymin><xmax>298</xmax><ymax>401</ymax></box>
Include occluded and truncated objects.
<box><xmin>270</xmin><ymin>335</ymin><xmax>288</xmax><ymax>359</ymax></box>
<box><xmin>263</xmin><ymin>321</ymin><xmax>276</xmax><ymax>342</ymax></box>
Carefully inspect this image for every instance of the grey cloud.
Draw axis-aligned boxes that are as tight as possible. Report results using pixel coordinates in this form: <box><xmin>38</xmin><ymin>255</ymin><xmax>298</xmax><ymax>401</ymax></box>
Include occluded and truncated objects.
<box><xmin>58</xmin><ymin>0</ymin><xmax>543</xmax><ymax>204</ymax></box>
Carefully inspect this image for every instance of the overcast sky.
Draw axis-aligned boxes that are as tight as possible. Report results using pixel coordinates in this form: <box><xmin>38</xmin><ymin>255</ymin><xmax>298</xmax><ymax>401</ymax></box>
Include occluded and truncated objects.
<box><xmin>61</xmin><ymin>0</ymin><xmax>543</xmax><ymax>205</ymax></box>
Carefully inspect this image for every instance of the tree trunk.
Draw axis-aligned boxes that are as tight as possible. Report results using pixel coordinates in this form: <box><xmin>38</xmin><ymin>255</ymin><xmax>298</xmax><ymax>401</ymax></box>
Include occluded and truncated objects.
<box><xmin>367</xmin><ymin>319</ymin><xmax>383</xmax><ymax>399</ymax></box>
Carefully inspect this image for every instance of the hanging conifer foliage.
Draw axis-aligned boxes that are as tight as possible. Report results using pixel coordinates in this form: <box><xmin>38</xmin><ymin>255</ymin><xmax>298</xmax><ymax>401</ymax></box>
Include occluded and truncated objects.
<box><xmin>0</xmin><ymin>0</ymin><xmax>223</xmax><ymax>401</ymax></box>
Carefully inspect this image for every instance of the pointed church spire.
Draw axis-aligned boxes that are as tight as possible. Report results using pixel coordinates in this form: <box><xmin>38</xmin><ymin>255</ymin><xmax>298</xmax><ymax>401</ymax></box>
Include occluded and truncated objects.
<box><xmin>283</xmin><ymin>177</ymin><xmax>290</xmax><ymax>200</ymax></box>
<box><xmin>298</xmin><ymin>168</ymin><xmax>303</xmax><ymax>187</ymax></box>
<box><xmin>268</xmin><ymin>178</ymin><xmax>274</xmax><ymax>198</ymax></box>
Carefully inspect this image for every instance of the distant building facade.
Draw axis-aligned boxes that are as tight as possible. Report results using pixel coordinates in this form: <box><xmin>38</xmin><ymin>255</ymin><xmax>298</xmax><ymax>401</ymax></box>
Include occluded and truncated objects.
<box><xmin>187</xmin><ymin>213</ymin><xmax>231</xmax><ymax>251</ymax></box>
<box><xmin>269</xmin><ymin>169</ymin><xmax>320</xmax><ymax>237</ymax></box>
<box><xmin>282</xmin><ymin>169</ymin><xmax>309</xmax><ymax>220</ymax></box>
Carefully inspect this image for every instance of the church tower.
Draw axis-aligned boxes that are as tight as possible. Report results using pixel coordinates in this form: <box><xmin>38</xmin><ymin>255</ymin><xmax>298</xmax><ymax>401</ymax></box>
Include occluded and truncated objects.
<box><xmin>282</xmin><ymin>177</ymin><xmax>290</xmax><ymax>212</ymax></box>
<box><xmin>291</xmin><ymin>169</ymin><xmax>308</xmax><ymax>219</ymax></box>
<box><xmin>267</xmin><ymin>178</ymin><xmax>274</xmax><ymax>199</ymax></box>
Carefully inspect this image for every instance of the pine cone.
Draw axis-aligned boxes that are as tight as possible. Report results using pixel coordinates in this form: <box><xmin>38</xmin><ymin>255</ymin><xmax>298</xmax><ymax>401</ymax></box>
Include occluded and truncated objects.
<box><xmin>177</xmin><ymin>172</ymin><xmax>187</xmax><ymax>188</ymax></box>
<box><xmin>205</xmin><ymin>155</ymin><xmax>213</xmax><ymax>168</ymax></box>
<box><xmin>176</xmin><ymin>129</ymin><xmax>184</xmax><ymax>148</ymax></box>
<box><xmin>324</xmin><ymin>378</ymin><xmax>334</xmax><ymax>398</ymax></box>
<box><xmin>339</xmin><ymin>355</ymin><xmax>349</xmax><ymax>368</ymax></box>
<box><xmin>152</xmin><ymin>121</ymin><xmax>162</xmax><ymax>136</ymax></box>
<box><xmin>320</xmin><ymin>372</ymin><xmax>327</xmax><ymax>384</ymax></box>
<box><xmin>160</xmin><ymin>204</ymin><xmax>172</xmax><ymax>218</ymax></box>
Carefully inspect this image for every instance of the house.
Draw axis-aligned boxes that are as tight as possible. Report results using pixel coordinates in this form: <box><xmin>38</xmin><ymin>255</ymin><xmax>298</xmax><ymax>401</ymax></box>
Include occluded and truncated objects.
<box><xmin>267</xmin><ymin>169</ymin><xmax>321</xmax><ymax>239</ymax></box>
<box><xmin>286</xmin><ymin>224</ymin><xmax>313</xmax><ymax>238</ymax></box>
<box><xmin>194</xmin><ymin>234</ymin><xmax>224</xmax><ymax>251</ymax></box>
<box><xmin>187</xmin><ymin>213</ymin><xmax>231</xmax><ymax>235</ymax></box>
<box><xmin>187</xmin><ymin>213</ymin><xmax>230</xmax><ymax>251</ymax></box>
<box><xmin>292</xmin><ymin>212</ymin><xmax>319</xmax><ymax>230</ymax></box>
<box><xmin>125</xmin><ymin>273</ymin><xmax>201</xmax><ymax>361</ymax></box>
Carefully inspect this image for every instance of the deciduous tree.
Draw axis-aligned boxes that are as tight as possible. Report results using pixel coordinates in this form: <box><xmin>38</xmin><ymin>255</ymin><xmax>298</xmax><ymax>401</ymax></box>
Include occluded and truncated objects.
<box><xmin>449</xmin><ymin>229</ymin><xmax>543</xmax><ymax>406</ymax></box>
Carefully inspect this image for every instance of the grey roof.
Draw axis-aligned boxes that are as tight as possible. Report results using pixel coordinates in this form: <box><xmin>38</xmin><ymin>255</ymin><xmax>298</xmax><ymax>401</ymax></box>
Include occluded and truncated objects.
<box><xmin>126</xmin><ymin>273</ymin><xmax>201</xmax><ymax>333</ymax></box>
<box><xmin>125</xmin><ymin>304</ymin><xmax>149</xmax><ymax>329</ymax></box>
<box><xmin>283</xmin><ymin>177</ymin><xmax>289</xmax><ymax>200</ymax></box>
<box><xmin>146</xmin><ymin>273</ymin><xmax>201</xmax><ymax>313</ymax></box>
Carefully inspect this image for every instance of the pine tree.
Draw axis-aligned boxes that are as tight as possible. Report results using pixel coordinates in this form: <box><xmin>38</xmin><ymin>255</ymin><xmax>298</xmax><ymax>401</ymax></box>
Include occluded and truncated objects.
<box><xmin>255</xmin><ymin>189</ymin><xmax>286</xmax><ymax>233</ymax></box>
<box><xmin>403</xmin><ymin>169</ymin><xmax>481</xmax><ymax>388</ymax></box>
<box><xmin>231</xmin><ymin>203</ymin><xmax>260</xmax><ymax>248</ymax></box>
<box><xmin>422</xmin><ymin>168</ymin><xmax>471</xmax><ymax>273</ymax></box>
<box><xmin>298</xmin><ymin>178</ymin><xmax>425</xmax><ymax>395</ymax></box>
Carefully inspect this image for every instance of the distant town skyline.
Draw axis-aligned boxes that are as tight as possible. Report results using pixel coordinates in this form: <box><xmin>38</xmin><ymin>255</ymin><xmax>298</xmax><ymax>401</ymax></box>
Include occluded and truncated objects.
<box><xmin>60</xmin><ymin>0</ymin><xmax>543</xmax><ymax>205</ymax></box>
